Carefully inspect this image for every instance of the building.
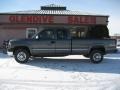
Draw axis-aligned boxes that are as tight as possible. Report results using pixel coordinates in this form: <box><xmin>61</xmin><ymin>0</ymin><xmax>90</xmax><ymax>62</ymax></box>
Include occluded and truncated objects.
<box><xmin>111</xmin><ymin>34</ymin><xmax>120</xmax><ymax>46</ymax></box>
<box><xmin>0</xmin><ymin>4</ymin><xmax>108</xmax><ymax>47</ymax></box>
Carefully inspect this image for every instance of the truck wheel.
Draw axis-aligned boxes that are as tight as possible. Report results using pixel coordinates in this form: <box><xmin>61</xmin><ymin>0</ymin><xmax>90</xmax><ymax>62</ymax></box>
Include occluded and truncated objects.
<box><xmin>90</xmin><ymin>50</ymin><xmax>103</xmax><ymax>64</ymax></box>
<box><xmin>14</xmin><ymin>49</ymin><xmax>30</xmax><ymax>63</ymax></box>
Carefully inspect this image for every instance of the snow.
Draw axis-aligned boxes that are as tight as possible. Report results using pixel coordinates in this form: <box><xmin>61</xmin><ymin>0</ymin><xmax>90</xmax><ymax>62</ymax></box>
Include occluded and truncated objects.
<box><xmin>0</xmin><ymin>48</ymin><xmax>120</xmax><ymax>90</ymax></box>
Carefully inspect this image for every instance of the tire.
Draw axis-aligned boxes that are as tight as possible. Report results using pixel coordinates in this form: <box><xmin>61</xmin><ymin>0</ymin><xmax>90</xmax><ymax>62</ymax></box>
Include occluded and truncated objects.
<box><xmin>83</xmin><ymin>54</ymin><xmax>89</xmax><ymax>58</ymax></box>
<box><xmin>90</xmin><ymin>50</ymin><xmax>103</xmax><ymax>64</ymax></box>
<box><xmin>14</xmin><ymin>49</ymin><xmax>30</xmax><ymax>63</ymax></box>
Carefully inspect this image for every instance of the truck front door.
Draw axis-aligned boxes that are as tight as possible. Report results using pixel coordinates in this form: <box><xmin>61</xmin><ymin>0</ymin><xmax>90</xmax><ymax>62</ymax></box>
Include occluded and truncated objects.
<box><xmin>31</xmin><ymin>29</ymin><xmax>56</xmax><ymax>56</ymax></box>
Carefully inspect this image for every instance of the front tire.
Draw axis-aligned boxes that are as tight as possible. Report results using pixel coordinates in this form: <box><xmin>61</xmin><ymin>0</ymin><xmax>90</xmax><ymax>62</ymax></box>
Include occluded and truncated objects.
<box><xmin>14</xmin><ymin>49</ymin><xmax>30</xmax><ymax>63</ymax></box>
<box><xmin>90</xmin><ymin>50</ymin><xmax>103</xmax><ymax>64</ymax></box>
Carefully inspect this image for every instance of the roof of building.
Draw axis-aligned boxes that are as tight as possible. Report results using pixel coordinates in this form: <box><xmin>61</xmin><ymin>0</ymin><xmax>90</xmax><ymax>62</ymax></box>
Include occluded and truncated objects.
<box><xmin>0</xmin><ymin>4</ymin><xmax>108</xmax><ymax>16</ymax></box>
<box><xmin>41</xmin><ymin>4</ymin><xmax>66</xmax><ymax>8</ymax></box>
<box><xmin>41</xmin><ymin>4</ymin><xmax>66</xmax><ymax>10</ymax></box>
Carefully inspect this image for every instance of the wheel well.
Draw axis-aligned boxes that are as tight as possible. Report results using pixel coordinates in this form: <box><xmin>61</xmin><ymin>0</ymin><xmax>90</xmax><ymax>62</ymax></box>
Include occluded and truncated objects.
<box><xmin>89</xmin><ymin>46</ymin><xmax>105</xmax><ymax>55</ymax></box>
<box><xmin>13</xmin><ymin>46</ymin><xmax>31</xmax><ymax>55</ymax></box>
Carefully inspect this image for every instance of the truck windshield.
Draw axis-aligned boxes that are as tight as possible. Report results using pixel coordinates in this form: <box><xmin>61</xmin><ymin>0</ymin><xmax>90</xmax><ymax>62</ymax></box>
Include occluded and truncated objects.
<box><xmin>32</xmin><ymin>32</ymin><xmax>40</xmax><ymax>39</ymax></box>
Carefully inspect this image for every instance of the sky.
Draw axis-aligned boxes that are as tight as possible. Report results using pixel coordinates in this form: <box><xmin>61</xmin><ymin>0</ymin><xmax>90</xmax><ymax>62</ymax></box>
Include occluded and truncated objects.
<box><xmin>0</xmin><ymin>0</ymin><xmax>120</xmax><ymax>35</ymax></box>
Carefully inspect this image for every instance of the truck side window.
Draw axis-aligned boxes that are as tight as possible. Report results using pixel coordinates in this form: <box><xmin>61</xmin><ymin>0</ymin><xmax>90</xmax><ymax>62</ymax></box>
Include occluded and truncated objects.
<box><xmin>38</xmin><ymin>30</ymin><xmax>55</xmax><ymax>40</ymax></box>
<box><xmin>71</xmin><ymin>28</ymin><xmax>87</xmax><ymax>39</ymax></box>
<box><xmin>57</xmin><ymin>29</ymin><xmax>68</xmax><ymax>40</ymax></box>
<box><xmin>26</xmin><ymin>28</ymin><xmax>37</xmax><ymax>38</ymax></box>
<box><xmin>87</xmin><ymin>25</ymin><xmax>110</xmax><ymax>39</ymax></box>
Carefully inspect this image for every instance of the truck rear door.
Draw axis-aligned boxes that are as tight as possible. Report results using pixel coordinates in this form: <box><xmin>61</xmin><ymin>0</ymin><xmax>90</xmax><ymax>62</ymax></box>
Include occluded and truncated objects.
<box><xmin>55</xmin><ymin>29</ymin><xmax>71</xmax><ymax>55</ymax></box>
<box><xmin>71</xmin><ymin>27</ymin><xmax>89</xmax><ymax>54</ymax></box>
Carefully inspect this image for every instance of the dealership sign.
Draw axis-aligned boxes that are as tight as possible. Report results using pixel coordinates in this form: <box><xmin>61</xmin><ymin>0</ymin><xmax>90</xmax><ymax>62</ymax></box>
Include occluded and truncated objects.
<box><xmin>0</xmin><ymin>15</ymin><xmax>108</xmax><ymax>25</ymax></box>
<box><xmin>9</xmin><ymin>15</ymin><xmax>96</xmax><ymax>24</ymax></box>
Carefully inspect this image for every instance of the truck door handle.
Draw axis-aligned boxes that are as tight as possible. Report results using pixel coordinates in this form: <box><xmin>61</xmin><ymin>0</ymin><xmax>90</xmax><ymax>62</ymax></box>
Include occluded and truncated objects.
<box><xmin>51</xmin><ymin>41</ymin><xmax>55</xmax><ymax>44</ymax></box>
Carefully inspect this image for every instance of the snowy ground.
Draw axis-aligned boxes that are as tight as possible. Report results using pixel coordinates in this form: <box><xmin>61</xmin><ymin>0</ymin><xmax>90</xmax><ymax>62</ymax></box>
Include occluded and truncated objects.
<box><xmin>0</xmin><ymin>48</ymin><xmax>120</xmax><ymax>90</ymax></box>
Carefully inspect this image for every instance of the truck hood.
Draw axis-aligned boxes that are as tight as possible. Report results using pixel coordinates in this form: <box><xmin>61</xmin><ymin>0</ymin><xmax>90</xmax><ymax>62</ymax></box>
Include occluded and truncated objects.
<box><xmin>9</xmin><ymin>38</ymin><xmax>33</xmax><ymax>45</ymax></box>
<box><xmin>9</xmin><ymin>38</ymin><xmax>32</xmax><ymax>42</ymax></box>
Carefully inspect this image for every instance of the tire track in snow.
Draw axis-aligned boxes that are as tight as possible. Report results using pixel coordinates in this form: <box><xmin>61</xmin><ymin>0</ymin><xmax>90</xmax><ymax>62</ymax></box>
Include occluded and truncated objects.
<box><xmin>0</xmin><ymin>79</ymin><xmax>114</xmax><ymax>87</ymax></box>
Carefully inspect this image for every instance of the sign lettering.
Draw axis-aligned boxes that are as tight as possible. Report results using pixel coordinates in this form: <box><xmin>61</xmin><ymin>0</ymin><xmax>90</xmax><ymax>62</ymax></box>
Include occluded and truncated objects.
<box><xmin>9</xmin><ymin>15</ymin><xmax>54</xmax><ymax>24</ymax></box>
<box><xmin>0</xmin><ymin>15</ymin><xmax>99</xmax><ymax>25</ymax></box>
<box><xmin>68</xmin><ymin>16</ymin><xmax>96</xmax><ymax>24</ymax></box>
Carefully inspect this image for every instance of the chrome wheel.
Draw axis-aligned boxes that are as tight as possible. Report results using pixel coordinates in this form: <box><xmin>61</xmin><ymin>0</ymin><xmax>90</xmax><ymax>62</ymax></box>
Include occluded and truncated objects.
<box><xmin>90</xmin><ymin>50</ymin><xmax>103</xmax><ymax>64</ymax></box>
<box><xmin>93</xmin><ymin>53</ymin><xmax>102</xmax><ymax>61</ymax></box>
<box><xmin>17</xmin><ymin>52</ymin><xmax>27</xmax><ymax>61</ymax></box>
<box><xmin>14</xmin><ymin>49</ymin><xmax>30</xmax><ymax>63</ymax></box>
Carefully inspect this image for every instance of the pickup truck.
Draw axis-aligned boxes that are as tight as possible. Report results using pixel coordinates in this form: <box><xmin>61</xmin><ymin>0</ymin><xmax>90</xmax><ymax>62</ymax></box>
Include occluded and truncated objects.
<box><xmin>7</xmin><ymin>28</ymin><xmax>117</xmax><ymax>64</ymax></box>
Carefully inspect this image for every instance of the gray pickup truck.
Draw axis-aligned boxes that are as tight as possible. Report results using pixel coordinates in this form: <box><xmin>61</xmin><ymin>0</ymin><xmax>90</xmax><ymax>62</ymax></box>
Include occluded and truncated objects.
<box><xmin>7</xmin><ymin>27</ymin><xmax>117</xmax><ymax>64</ymax></box>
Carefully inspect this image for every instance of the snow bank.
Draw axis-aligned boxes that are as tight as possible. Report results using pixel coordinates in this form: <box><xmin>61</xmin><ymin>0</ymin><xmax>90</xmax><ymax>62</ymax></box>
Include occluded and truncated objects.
<box><xmin>0</xmin><ymin>49</ymin><xmax>120</xmax><ymax>90</ymax></box>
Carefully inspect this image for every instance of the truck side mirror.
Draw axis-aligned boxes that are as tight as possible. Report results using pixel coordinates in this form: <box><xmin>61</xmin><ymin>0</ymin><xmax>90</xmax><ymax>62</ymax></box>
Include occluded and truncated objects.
<box><xmin>35</xmin><ymin>35</ymin><xmax>39</xmax><ymax>39</ymax></box>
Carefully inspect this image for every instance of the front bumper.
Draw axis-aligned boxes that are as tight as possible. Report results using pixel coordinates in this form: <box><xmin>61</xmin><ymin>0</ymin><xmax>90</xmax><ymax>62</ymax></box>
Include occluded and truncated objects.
<box><xmin>7</xmin><ymin>51</ymin><xmax>13</xmax><ymax>56</ymax></box>
<box><xmin>7</xmin><ymin>44</ymin><xmax>14</xmax><ymax>56</ymax></box>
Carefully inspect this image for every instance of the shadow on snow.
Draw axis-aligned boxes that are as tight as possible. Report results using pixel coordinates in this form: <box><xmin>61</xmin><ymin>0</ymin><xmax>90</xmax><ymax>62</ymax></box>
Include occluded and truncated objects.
<box><xmin>26</xmin><ymin>57</ymin><xmax>120</xmax><ymax>74</ymax></box>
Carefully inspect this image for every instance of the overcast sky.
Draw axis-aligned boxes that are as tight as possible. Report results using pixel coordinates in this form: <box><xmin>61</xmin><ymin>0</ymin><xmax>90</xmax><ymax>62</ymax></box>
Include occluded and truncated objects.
<box><xmin>0</xmin><ymin>0</ymin><xmax>120</xmax><ymax>35</ymax></box>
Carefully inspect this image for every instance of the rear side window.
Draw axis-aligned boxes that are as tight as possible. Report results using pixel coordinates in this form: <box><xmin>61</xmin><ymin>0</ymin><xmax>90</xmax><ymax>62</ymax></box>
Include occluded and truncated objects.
<box><xmin>71</xmin><ymin>27</ymin><xmax>87</xmax><ymax>39</ymax></box>
<box><xmin>87</xmin><ymin>25</ymin><xmax>110</xmax><ymax>39</ymax></box>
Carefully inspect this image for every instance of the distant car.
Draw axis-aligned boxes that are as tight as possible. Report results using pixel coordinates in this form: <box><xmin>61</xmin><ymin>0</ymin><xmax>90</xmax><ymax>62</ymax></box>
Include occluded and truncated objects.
<box><xmin>7</xmin><ymin>28</ymin><xmax>117</xmax><ymax>64</ymax></box>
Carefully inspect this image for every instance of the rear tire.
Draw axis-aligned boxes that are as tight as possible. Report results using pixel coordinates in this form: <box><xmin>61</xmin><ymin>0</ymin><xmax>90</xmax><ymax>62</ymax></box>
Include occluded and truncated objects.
<box><xmin>90</xmin><ymin>50</ymin><xmax>103</xmax><ymax>64</ymax></box>
<box><xmin>14</xmin><ymin>49</ymin><xmax>30</xmax><ymax>63</ymax></box>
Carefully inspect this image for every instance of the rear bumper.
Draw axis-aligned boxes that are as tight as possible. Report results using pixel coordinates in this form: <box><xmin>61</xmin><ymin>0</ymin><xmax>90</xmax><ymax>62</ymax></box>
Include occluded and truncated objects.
<box><xmin>106</xmin><ymin>49</ymin><xmax>118</xmax><ymax>54</ymax></box>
